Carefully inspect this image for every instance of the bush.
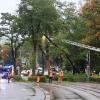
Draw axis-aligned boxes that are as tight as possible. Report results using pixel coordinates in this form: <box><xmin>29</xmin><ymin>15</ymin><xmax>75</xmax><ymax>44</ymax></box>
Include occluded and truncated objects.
<box><xmin>90</xmin><ymin>75</ymin><xmax>100</xmax><ymax>82</ymax></box>
<box><xmin>53</xmin><ymin>74</ymin><xmax>58</xmax><ymax>81</ymax></box>
<box><xmin>40</xmin><ymin>76</ymin><xmax>47</xmax><ymax>82</ymax></box>
<box><xmin>28</xmin><ymin>76</ymin><xmax>47</xmax><ymax>82</ymax></box>
<box><xmin>13</xmin><ymin>75</ymin><xmax>23</xmax><ymax>81</ymax></box>
<box><xmin>58</xmin><ymin>71</ymin><xmax>87</xmax><ymax>82</ymax></box>
<box><xmin>28</xmin><ymin>76</ymin><xmax>36</xmax><ymax>82</ymax></box>
<box><xmin>73</xmin><ymin>73</ymin><xmax>87</xmax><ymax>82</ymax></box>
<box><xmin>63</xmin><ymin>72</ymin><xmax>74</xmax><ymax>81</ymax></box>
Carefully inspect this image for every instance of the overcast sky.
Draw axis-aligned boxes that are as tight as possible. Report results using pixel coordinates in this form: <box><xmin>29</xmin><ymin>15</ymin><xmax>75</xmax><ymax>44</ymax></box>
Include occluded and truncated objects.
<box><xmin>0</xmin><ymin>0</ymin><xmax>20</xmax><ymax>14</ymax></box>
<box><xmin>0</xmin><ymin>0</ymin><xmax>83</xmax><ymax>44</ymax></box>
<box><xmin>0</xmin><ymin>0</ymin><xmax>83</xmax><ymax>14</ymax></box>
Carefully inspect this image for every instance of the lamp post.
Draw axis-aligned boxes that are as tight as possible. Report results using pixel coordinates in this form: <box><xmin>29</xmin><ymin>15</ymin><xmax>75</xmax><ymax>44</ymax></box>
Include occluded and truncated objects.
<box><xmin>41</xmin><ymin>35</ymin><xmax>47</xmax><ymax>53</ymax></box>
<box><xmin>41</xmin><ymin>35</ymin><xmax>50</xmax><ymax>75</ymax></box>
<box><xmin>27</xmin><ymin>5</ymin><xmax>33</xmax><ymax>11</ymax></box>
<box><xmin>26</xmin><ymin>5</ymin><xmax>39</xmax><ymax>73</ymax></box>
<box><xmin>87</xmin><ymin>50</ymin><xmax>91</xmax><ymax>79</ymax></box>
<box><xmin>85</xmin><ymin>50</ymin><xmax>91</xmax><ymax>80</ymax></box>
<box><xmin>41</xmin><ymin>35</ymin><xmax>46</xmax><ymax>73</ymax></box>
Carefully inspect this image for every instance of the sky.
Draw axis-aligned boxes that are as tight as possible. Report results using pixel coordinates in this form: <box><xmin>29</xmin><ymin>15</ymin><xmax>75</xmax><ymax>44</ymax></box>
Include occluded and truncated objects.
<box><xmin>0</xmin><ymin>0</ymin><xmax>83</xmax><ymax>44</ymax></box>
<box><xmin>0</xmin><ymin>0</ymin><xmax>20</xmax><ymax>14</ymax></box>
<box><xmin>0</xmin><ymin>0</ymin><xmax>83</xmax><ymax>14</ymax></box>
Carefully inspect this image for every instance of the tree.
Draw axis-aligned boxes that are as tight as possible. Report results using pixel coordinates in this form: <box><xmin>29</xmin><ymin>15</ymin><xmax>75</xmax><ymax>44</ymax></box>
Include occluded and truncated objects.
<box><xmin>81</xmin><ymin>0</ymin><xmax>100</xmax><ymax>46</ymax></box>
<box><xmin>18</xmin><ymin>0</ymin><xmax>60</xmax><ymax>73</ymax></box>
<box><xmin>49</xmin><ymin>2</ymin><xmax>87</xmax><ymax>69</ymax></box>
<box><xmin>0</xmin><ymin>13</ymin><xmax>28</xmax><ymax>68</ymax></box>
<box><xmin>81</xmin><ymin>0</ymin><xmax>100</xmax><ymax>67</ymax></box>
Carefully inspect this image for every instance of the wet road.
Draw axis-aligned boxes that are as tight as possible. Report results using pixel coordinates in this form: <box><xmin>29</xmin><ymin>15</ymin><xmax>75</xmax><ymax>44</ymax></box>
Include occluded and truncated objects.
<box><xmin>0</xmin><ymin>79</ymin><xmax>100</xmax><ymax>100</ymax></box>
<box><xmin>41</xmin><ymin>83</ymin><xmax>100</xmax><ymax>100</ymax></box>
<box><xmin>0</xmin><ymin>79</ymin><xmax>48</xmax><ymax>100</ymax></box>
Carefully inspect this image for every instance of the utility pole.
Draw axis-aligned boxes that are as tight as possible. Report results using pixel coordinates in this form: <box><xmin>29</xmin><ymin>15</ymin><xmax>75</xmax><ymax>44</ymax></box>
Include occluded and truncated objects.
<box><xmin>86</xmin><ymin>50</ymin><xmax>91</xmax><ymax>80</ymax></box>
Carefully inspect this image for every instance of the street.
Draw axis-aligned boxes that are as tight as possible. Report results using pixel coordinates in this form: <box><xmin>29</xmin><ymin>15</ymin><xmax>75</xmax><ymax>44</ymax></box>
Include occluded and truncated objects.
<box><xmin>0</xmin><ymin>80</ymin><xmax>100</xmax><ymax>100</ymax></box>
<box><xmin>41</xmin><ymin>83</ymin><xmax>100</xmax><ymax>100</ymax></box>
<box><xmin>0</xmin><ymin>79</ymin><xmax>48</xmax><ymax>100</ymax></box>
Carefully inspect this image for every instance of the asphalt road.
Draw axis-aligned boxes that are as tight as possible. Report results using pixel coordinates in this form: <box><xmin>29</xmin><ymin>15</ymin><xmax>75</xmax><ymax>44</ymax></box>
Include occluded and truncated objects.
<box><xmin>41</xmin><ymin>83</ymin><xmax>100</xmax><ymax>100</ymax></box>
<box><xmin>1</xmin><ymin>79</ymin><xmax>100</xmax><ymax>100</ymax></box>
<box><xmin>0</xmin><ymin>79</ymin><xmax>47</xmax><ymax>100</ymax></box>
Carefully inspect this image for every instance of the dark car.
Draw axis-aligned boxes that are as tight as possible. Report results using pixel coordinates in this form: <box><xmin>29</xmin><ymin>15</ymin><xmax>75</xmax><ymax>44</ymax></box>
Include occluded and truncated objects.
<box><xmin>0</xmin><ymin>68</ymin><xmax>9</xmax><ymax>79</ymax></box>
<box><xmin>2</xmin><ymin>72</ymin><xmax>8</xmax><ymax>79</ymax></box>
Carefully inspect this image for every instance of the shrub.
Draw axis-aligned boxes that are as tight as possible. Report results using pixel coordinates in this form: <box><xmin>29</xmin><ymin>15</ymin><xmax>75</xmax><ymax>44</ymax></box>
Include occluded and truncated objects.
<box><xmin>61</xmin><ymin>71</ymin><xmax>87</xmax><ymax>82</ymax></box>
<box><xmin>28</xmin><ymin>76</ymin><xmax>36</xmax><ymax>82</ymax></box>
<box><xmin>13</xmin><ymin>75</ymin><xmax>23</xmax><ymax>81</ymax></box>
<box><xmin>73</xmin><ymin>73</ymin><xmax>87</xmax><ymax>82</ymax></box>
<box><xmin>53</xmin><ymin>74</ymin><xmax>58</xmax><ymax>81</ymax></box>
<box><xmin>28</xmin><ymin>76</ymin><xmax>47</xmax><ymax>82</ymax></box>
<box><xmin>40</xmin><ymin>76</ymin><xmax>47</xmax><ymax>82</ymax></box>
<box><xmin>90</xmin><ymin>75</ymin><xmax>100</xmax><ymax>83</ymax></box>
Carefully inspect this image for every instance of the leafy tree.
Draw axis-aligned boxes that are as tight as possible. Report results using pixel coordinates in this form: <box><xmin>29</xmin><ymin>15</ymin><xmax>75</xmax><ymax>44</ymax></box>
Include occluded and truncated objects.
<box><xmin>81</xmin><ymin>0</ymin><xmax>100</xmax><ymax>46</ymax></box>
<box><xmin>19</xmin><ymin>38</ymin><xmax>34</xmax><ymax>69</ymax></box>
<box><xmin>18</xmin><ymin>0</ymin><xmax>61</xmax><ymax>73</ymax></box>
<box><xmin>50</xmin><ymin>2</ymin><xmax>87</xmax><ymax>69</ymax></box>
<box><xmin>81</xmin><ymin>0</ymin><xmax>100</xmax><ymax>67</ymax></box>
<box><xmin>0</xmin><ymin>13</ymin><xmax>28</xmax><ymax>67</ymax></box>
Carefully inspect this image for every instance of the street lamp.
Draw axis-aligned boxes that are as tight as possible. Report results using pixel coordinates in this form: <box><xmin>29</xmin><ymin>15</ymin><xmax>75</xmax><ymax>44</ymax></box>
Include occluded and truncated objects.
<box><xmin>27</xmin><ymin>5</ymin><xmax>33</xmax><ymax>11</ymax></box>
<box><xmin>41</xmin><ymin>35</ymin><xmax>51</xmax><ymax>75</ymax></box>
<box><xmin>41</xmin><ymin>35</ymin><xmax>47</xmax><ymax>73</ymax></box>
<box><xmin>85</xmin><ymin>50</ymin><xmax>91</xmax><ymax>81</ymax></box>
<box><xmin>26</xmin><ymin>5</ymin><xmax>39</xmax><ymax>72</ymax></box>
<box><xmin>41</xmin><ymin>35</ymin><xmax>47</xmax><ymax>51</ymax></box>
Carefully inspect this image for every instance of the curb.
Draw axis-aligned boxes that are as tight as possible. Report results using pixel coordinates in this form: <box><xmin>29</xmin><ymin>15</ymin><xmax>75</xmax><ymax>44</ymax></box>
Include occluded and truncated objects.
<box><xmin>41</xmin><ymin>88</ymin><xmax>50</xmax><ymax>100</ymax></box>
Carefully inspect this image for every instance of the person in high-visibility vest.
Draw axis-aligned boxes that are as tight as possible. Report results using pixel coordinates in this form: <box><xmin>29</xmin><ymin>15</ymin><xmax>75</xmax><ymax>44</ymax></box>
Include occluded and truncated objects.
<box><xmin>58</xmin><ymin>69</ymin><xmax>63</xmax><ymax>82</ymax></box>
<box><xmin>36</xmin><ymin>64</ymin><xmax>43</xmax><ymax>83</ymax></box>
<box><xmin>49</xmin><ymin>69</ymin><xmax>53</xmax><ymax>83</ymax></box>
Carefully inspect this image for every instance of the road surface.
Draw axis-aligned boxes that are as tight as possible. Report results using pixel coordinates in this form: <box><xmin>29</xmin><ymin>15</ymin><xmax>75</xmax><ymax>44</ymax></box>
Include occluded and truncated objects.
<box><xmin>0</xmin><ymin>79</ymin><xmax>100</xmax><ymax>100</ymax></box>
<box><xmin>0</xmin><ymin>79</ymin><xmax>49</xmax><ymax>100</ymax></box>
<box><xmin>41</xmin><ymin>82</ymin><xmax>100</xmax><ymax>100</ymax></box>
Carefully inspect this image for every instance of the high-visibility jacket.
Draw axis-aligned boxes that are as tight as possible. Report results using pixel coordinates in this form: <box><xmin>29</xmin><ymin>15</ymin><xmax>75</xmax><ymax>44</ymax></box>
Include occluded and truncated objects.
<box><xmin>58</xmin><ymin>71</ymin><xmax>63</xmax><ymax>77</ymax></box>
<box><xmin>49</xmin><ymin>71</ymin><xmax>53</xmax><ymax>77</ymax></box>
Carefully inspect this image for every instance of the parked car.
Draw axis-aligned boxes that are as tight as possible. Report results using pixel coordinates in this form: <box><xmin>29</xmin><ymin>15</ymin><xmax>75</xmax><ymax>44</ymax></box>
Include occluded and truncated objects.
<box><xmin>21</xmin><ymin>69</ymin><xmax>32</xmax><ymax>76</ymax></box>
<box><xmin>21</xmin><ymin>70</ymin><xmax>29</xmax><ymax>76</ymax></box>
<box><xmin>2</xmin><ymin>72</ymin><xmax>8</xmax><ymax>79</ymax></box>
<box><xmin>0</xmin><ymin>68</ymin><xmax>9</xmax><ymax>79</ymax></box>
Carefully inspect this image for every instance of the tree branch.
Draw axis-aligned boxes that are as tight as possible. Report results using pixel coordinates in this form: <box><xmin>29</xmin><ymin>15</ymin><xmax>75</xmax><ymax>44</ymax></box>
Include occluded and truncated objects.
<box><xmin>44</xmin><ymin>34</ymin><xmax>74</xmax><ymax>66</ymax></box>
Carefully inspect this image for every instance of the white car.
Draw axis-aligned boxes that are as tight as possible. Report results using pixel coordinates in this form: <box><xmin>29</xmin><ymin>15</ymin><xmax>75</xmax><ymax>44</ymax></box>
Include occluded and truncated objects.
<box><xmin>35</xmin><ymin>67</ymin><xmax>43</xmax><ymax>75</ymax></box>
<box><xmin>21</xmin><ymin>70</ymin><xmax>29</xmax><ymax>76</ymax></box>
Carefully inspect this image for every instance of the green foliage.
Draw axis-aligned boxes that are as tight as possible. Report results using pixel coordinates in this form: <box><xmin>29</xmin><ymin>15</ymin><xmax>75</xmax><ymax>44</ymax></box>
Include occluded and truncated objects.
<box><xmin>19</xmin><ymin>39</ymin><xmax>35</xmax><ymax>70</ymax></box>
<box><xmin>92</xmin><ymin>66</ymin><xmax>100</xmax><ymax>74</ymax></box>
<box><xmin>90</xmin><ymin>75</ymin><xmax>100</xmax><ymax>83</ymax></box>
<box><xmin>63</xmin><ymin>72</ymin><xmax>87</xmax><ymax>82</ymax></box>
<box><xmin>0</xmin><ymin>13</ymin><xmax>28</xmax><ymax>66</ymax></box>
<box><xmin>0</xmin><ymin>0</ymin><xmax>99</xmax><ymax>75</ymax></box>
<box><xmin>54</xmin><ymin>71</ymin><xmax>87</xmax><ymax>82</ymax></box>
<box><xmin>81</xmin><ymin>0</ymin><xmax>100</xmax><ymax>46</ymax></box>
<box><xmin>13</xmin><ymin>75</ymin><xmax>23</xmax><ymax>81</ymax></box>
<box><xmin>28</xmin><ymin>76</ymin><xmax>47</xmax><ymax>82</ymax></box>
<box><xmin>18</xmin><ymin>0</ymin><xmax>60</xmax><ymax>36</ymax></box>
<box><xmin>18</xmin><ymin>0</ymin><xmax>61</xmax><ymax>70</ymax></box>
<box><xmin>28</xmin><ymin>76</ymin><xmax>36</xmax><ymax>81</ymax></box>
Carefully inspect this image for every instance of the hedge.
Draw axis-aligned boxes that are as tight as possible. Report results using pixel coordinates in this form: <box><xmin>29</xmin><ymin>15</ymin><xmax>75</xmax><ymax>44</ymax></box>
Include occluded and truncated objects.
<box><xmin>13</xmin><ymin>73</ymin><xmax>100</xmax><ymax>83</ymax></box>
<box><xmin>13</xmin><ymin>75</ymin><xmax>23</xmax><ymax>81</ymax></box>
<box><xmin>90</xmin><ymin>75</ymin><xmax>100</xmax><ymax>82</ymax></box>
<box><xmin>28</xmin><ymin>76</ymin><xmax>47</xmax><ymax>82</ymax></box>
